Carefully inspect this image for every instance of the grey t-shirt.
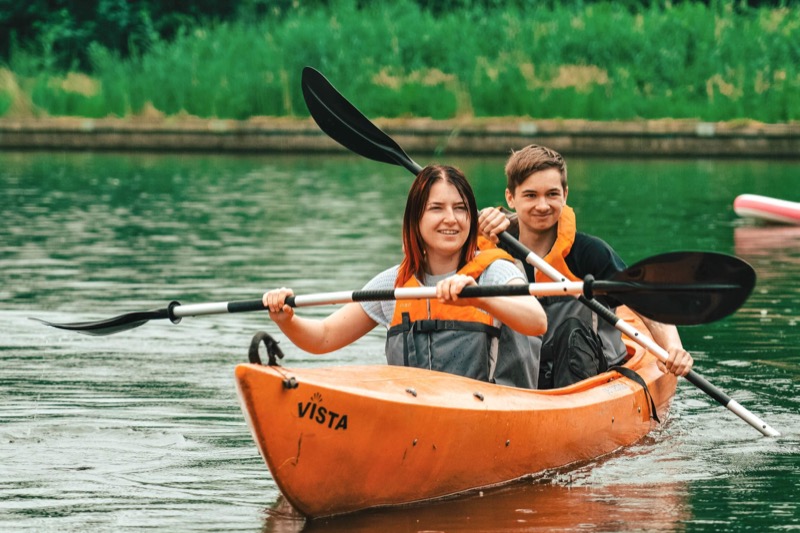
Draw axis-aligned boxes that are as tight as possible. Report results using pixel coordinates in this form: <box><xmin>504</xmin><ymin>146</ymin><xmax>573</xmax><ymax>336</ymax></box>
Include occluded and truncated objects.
<box><xmin>360</xmin><ymin>259</ymin><xmax>526</xmax><ymax>327</ymax></box>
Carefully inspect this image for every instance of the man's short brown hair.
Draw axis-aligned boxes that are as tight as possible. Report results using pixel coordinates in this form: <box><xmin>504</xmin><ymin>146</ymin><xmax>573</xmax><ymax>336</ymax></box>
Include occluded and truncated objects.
<box><xmin>505</xmin><ymin>144</ymin><xmax>568</xmax><ymax>193</ymax></box>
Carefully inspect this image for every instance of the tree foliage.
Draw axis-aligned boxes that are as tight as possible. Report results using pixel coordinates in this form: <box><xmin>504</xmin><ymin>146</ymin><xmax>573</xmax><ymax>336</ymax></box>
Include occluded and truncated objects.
<box><xmin>1</xmin><ymin>0</ymin><xmax>791</xmax><ymax>72</ymax></box>
<box><xmin>0</xmin><ymin>0</ymin><xmax>280</xmax><ymax>71</ymax></box>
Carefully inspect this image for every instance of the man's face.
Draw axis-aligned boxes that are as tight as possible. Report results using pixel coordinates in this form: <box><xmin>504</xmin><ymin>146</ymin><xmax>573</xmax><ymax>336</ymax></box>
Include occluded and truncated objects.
<box><xmin>505</xmin><ymin>168</ymin><xmax>567</xmax><ymax>233</ymax></box>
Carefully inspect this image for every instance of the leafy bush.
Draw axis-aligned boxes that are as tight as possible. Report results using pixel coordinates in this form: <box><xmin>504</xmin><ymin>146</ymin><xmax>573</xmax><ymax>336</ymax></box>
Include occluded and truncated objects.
<box><xmin>1</xmin><ymin>0</ymin><xmax>797</xmax><ymax>122</ymax></box>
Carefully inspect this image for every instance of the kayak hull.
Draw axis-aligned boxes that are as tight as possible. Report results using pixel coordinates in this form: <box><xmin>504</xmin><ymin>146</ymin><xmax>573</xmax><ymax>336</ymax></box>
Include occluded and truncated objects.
<box><xmin>734</xmin><ymin>193</ymin><xmax>800</xmax><ymax>225</ymax></box>
<box><xmin>235</xmin><ymin>310</ymin><xmax>676</xmax><ymax>518</ymax></box>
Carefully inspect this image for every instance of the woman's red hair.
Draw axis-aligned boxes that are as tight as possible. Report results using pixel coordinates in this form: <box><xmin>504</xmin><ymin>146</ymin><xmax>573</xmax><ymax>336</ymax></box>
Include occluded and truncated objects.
<box><xmin>395</xmin><ymin>165</ymin><xmax>479</xmax><ymax>287</ymax></box>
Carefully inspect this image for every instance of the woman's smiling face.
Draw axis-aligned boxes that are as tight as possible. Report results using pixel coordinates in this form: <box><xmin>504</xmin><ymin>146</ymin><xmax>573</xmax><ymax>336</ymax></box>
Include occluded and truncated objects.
<box><xmin>420</xmin><ymin>180</ymin><xmax>470</xmax><ymax>260</ymax></box>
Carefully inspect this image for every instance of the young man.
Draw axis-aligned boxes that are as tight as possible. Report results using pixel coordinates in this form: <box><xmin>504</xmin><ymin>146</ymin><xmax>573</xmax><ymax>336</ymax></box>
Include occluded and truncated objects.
<box><xmin>479</xmin><ymin>144</ymin><xmax>693</xmax><ymax>389</ymax></box>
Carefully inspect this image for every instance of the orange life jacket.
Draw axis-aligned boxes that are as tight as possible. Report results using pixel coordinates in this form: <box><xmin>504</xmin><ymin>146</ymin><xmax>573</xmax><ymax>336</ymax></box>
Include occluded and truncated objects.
<box><xmin>385</xmin><ymin>248</ymin><xmax>537</xmax><ymax>388</ymax></box>
<box><xmin>535</xmin><ymin>205</ymin><xmax>582</xmax><ymax>283</ymax></box>
<box><xmin>388</xmin><ymin>247</ymin><xmax>513</xmax><ymax>328</ymax></box>
<box><xmin>478</xmin><ymin>206</ymin><xmax>582</xmax><ymax>283</ymax></box>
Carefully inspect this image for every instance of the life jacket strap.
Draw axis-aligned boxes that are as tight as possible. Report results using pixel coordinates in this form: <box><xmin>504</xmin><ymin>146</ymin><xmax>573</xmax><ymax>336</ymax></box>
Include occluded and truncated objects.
<box><xmin>401</xmin><ymin>312</ymin><xmax>411</xmax><ymax>367</ymax></box>
<box><xmin>388</xmin><ymin>319</ymin><xmax>501</xmax><ymax>338</ymax></box>
<box><xmin>608</xmin><ymin>365</ymin><xmax>661</xmax><ymax>423</ymax></box>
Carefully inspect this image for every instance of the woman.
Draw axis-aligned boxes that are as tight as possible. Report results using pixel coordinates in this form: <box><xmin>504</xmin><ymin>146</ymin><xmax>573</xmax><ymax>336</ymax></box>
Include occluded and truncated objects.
<box><xmin>264</xmin><ymin>165</ymin><xmax>547</xmax><ymax>387</ymax></box>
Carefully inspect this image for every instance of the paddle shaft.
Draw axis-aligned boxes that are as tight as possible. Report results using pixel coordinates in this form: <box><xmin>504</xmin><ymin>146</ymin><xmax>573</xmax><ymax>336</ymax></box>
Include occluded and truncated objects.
<box><xmin>170</xmin><ymin>281</ymin><xmax>614</xmax><ymax>319</ymax></box>
<box><xmin>498</xmin><ymin>233</ymin><xmax>780</xmax><ymax>437</ymax></box>
<box><xmin>33</xmin><ymin>267</ymin><xmax>743</xmax><ymax>337</ymax></box>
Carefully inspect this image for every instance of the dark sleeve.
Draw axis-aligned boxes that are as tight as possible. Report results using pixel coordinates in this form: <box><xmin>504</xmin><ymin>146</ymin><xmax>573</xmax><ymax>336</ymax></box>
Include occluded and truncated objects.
<box><xmin>566</xmin><ymin>233</ymin><xmax>627</xmax><ymax>307</ymax></box>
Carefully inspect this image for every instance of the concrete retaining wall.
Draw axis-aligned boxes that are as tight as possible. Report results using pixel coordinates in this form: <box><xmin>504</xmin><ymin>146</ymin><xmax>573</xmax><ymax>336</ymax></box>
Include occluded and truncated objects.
<box><xmin>1</xmin><ymin>117</ymin><xmax>797</xmax><ymax>158</ymax></box>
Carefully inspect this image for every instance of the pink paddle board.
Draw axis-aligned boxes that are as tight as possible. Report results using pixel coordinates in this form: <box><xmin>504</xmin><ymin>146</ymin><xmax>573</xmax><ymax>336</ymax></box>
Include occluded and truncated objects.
<box><xmin>733</xmin><ymin>194</ymin><xmax>800</xmax><ymax>225</ymax></box>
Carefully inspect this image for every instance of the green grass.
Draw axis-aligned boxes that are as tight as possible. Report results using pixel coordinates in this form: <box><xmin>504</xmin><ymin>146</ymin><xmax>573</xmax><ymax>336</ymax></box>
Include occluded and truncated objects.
<box><xmin>0</xmin><ymin>89</ymin><xmax>11</xmax><ymax>115</ymax></box>
<box><xmin>2</xmin><ymin>0</ymin><xmax>798</xmax><ymax>122</ymax></box>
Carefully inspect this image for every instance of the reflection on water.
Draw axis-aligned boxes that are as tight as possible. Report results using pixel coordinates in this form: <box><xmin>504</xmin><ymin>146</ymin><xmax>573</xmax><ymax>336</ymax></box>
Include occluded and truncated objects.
<box><xmin>730</xmin><ymin>223</ymin><xmax>800</xmax><ymax>407</ymax></box>
<box><xmin>2</xmin><ymin>152</ymin><xmax>799</xmax><ymax>531</ymax></box>
<box><xmin>264</xmin><ymin>477</ymin><xmax>691</xmax><ymax>532</ymax></box>
<box><xmin>735</xmin><ymin>224</ymin><xmax>800</xmax><ymax>260</ymax></box>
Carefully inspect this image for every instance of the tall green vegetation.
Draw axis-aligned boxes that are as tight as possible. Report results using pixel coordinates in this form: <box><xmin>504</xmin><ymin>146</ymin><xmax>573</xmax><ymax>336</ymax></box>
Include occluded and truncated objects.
<box><xmin>0</xmin><ymin>0</ymin><xmax>797</xmax><ymax>122</ymax></box>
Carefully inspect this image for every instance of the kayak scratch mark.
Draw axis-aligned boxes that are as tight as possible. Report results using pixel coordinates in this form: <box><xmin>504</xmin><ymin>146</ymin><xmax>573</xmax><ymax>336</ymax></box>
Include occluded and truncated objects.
<box><xmin>277</xmin><ymin>434</ymin><xmax>303</xmax><ymax>469</ymax></box>
<box><xmin>293</xmin><ymin>434</ymin><xmax>303</xmax><ymax>466</ymax></box>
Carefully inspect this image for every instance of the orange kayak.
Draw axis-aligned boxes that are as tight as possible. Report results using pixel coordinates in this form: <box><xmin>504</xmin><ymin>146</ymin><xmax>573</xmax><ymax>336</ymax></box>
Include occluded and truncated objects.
<box><xmin>234</xmin><ymin>308</ymin><xmax>676</xmax><ymax>518</ymax></box>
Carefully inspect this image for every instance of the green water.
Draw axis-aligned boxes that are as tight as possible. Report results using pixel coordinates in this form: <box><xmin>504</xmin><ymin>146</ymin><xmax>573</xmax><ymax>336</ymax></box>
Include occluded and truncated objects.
<box><xmin>1</xmin><ymin>151</ymin><xmax>798</xmax><ymax>532</ymax></box>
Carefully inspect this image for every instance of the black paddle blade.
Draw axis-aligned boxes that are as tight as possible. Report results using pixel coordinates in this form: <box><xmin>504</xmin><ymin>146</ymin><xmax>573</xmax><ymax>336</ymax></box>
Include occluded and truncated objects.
<box><xmin>608</xmin><ymin>251</ymin><xmax>756</xmax><ymax>325</ymax></box>
<box><xmin>30</xmin><ymin>306</ymin><xmax>174</xmax><ymax>336</ymax></box>
<box><xmin>301</xmin><ymin>67</ymin><xmax>422</xmax><ymax>174</ymax></box>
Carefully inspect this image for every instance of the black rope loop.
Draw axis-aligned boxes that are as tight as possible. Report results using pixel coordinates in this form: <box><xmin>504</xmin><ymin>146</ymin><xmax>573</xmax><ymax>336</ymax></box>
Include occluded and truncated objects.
<box><xmin>248</xmin><ymin>331</ymin><xmax>285</xmax><ymax>366</ymax></box>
